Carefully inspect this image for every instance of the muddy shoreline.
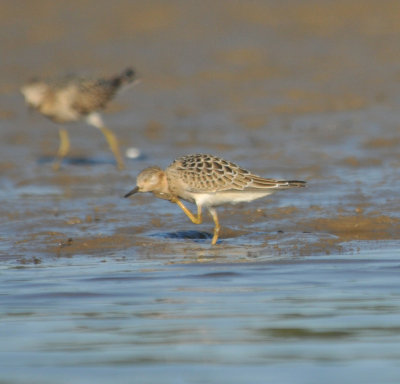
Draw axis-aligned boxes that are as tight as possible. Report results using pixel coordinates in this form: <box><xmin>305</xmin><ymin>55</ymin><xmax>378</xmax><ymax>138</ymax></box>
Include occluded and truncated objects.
<box><xmin>1</xmin><ymin>1</ymin><xmax>400</xmax><ymax>263</ymax></box>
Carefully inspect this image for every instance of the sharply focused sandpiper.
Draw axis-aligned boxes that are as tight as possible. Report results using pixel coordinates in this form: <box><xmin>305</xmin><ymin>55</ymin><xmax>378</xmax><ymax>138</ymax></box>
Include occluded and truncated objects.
<box><xmin>124</xmin><ymin>154</ymin><xmax>306</xmax><ymax>245</ymax></box>
<box><xmin>21</xmin><ymin>67</ymin><xmax>137</xmax><ymax>170</ymax></box>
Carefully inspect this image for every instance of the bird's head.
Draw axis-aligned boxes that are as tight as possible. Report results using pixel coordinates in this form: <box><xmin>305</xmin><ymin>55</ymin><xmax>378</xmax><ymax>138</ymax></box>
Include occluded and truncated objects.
<box><xmin>124</xmin><ymin>166</ymin><xmax>169</xmax><ymax>197</ymax></box>
<box><xmin>20</xmin><ymin>80</ymin><xmax>47</xmax><ymax>108</ymax></box>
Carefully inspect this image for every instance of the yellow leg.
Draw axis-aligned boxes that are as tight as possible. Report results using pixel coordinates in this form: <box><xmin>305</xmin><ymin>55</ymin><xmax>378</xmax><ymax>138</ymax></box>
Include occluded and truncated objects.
<box><xmin>173</xmin><ymin>199</ymin><xmax>203</xmax><ymax>224</ymax></box>
<box><xmin>208</xmin><ymin>207</ymin><xmax>220</xmax><ymax>245</ymax></box>
<box><xmin>53</xmin><ymin>128</ymin><xmax>70</xmax><ymax>171</ymax></box>
<box><xmin>99</xmin><ymin>126</ymin><xmax>125</xmax><ymax>170</ymax></box>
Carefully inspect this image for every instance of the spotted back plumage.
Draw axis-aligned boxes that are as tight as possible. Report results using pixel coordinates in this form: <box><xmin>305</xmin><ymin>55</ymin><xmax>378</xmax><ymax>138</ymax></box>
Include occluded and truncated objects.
<box><xmin>166</xmin><ymin>154</ymin><xmax>305</xmax><ymax>193</ymax></box>
<box><xmin>71</xmin><ymin>68</ymin><xmax>135</xmax><ymax>115</ymax></box>
<box><xmin>70</xmin><ymin>78</ymin><xmax>117</xmax><ymax>115</ymax></box>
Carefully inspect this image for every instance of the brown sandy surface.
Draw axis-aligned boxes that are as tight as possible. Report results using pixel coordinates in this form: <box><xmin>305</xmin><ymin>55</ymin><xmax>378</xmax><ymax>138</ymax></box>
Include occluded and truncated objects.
<box><xmin>1</xmin><ymin>0</ymin><xmax>400</xmax><ymax>263</ymax></box>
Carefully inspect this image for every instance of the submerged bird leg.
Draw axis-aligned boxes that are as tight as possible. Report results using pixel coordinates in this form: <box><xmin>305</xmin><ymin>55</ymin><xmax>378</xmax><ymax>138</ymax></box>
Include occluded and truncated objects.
<box><xmin>53</xmin><ymin>128</ymin><xmax>70</xmax><ymax>171</ymax></box>
<box><xmin>208</xmin><ymin>207</ymin><xmax>220</xmax><ymax>245</ymax></box>
<box><xmin>173</xmin><ymin>199</ymin><xmax>203</xmax><ymax>225</ymax></box>
<box><xmin>86</xmin><ymin>112</ymin><xmax>125</xmax><ymax>170</ymax></box>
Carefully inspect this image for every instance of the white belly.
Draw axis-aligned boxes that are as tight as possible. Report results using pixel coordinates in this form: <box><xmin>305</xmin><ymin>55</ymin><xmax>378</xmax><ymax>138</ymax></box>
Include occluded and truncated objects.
<box><xmin>192</xmin><ymin>191</ymin><xmax>275</xmax><ymax>207</ymax></box>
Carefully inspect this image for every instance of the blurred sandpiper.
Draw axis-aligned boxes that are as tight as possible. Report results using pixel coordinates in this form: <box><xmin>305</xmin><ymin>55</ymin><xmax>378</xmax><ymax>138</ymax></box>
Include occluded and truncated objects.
<box><xmin>21</xmin><ymin>67</ymin><xmax>138</xmax><ymax>170</ymax></box>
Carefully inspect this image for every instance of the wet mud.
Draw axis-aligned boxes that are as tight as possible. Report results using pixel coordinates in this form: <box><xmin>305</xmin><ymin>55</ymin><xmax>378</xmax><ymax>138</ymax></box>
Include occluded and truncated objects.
<box><xmin>1</xmin><ymin>0</ymin><xmax>400</xmax><ymax>263</ymax></box>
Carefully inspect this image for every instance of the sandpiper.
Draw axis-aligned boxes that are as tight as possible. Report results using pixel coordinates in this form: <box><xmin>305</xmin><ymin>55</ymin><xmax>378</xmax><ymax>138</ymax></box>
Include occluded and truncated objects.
<box><xmin>124</xmin><ymin>154</ymin><xmax>306</xmax><ymax>245</ymax></box>
<box><xmin>21</xmin><ymin>67</ymin><xmax>137</xmax><ymax>170</ymax></box>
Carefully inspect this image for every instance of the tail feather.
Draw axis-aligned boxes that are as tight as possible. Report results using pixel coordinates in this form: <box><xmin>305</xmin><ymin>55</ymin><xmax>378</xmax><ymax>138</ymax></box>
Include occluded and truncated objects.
<box><xmin>249</xmin><ymin>175</ymin><xmax>306</xmax><ymax>189</ymax></box>
<box><xmin>277</xmin><ymin>180</ymin><xmax>306</xmax><ymax>188</ymax></box>
<box><xmin>110</xmin><ymin>67</ymin><xmax>136</xmax><ymax>88</ymax></box>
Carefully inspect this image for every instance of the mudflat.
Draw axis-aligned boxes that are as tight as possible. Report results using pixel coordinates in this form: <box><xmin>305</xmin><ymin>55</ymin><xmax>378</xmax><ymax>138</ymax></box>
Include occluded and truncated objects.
<box><xmin>1</xmin><ymin>0</ymin><xmax>400</xmax><ymax>260</ymax></box>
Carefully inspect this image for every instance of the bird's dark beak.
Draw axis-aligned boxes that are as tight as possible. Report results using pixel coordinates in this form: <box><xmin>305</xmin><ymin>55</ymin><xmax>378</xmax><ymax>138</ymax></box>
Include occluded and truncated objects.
<box><xmin>124</xmin><ymin>186</ymin><xmax>139</xmax><ymax>198</ymax></box>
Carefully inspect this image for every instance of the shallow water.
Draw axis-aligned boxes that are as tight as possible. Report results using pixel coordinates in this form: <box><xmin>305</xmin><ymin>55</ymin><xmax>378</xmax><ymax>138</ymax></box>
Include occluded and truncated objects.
<box><xmin>2</xmin><ymin>251</ymin><xmax>400</xmax><ymax>384</ymax></box>
<box><xmin>1</xmin><ymin>1</ymin><xmax>400</xmax><ymax>383</ymax></box>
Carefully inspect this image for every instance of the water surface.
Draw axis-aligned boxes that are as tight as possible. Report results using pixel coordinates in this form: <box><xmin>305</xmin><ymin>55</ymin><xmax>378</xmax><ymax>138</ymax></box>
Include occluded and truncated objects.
<box><xmin>1</xmin><ymin>1</ymin><xmax>400</xmax><ymax>383</ymax></box>
<box><xmin>2</xmin><ymin>250</ymin><xmax>400</xmax><ymax>384</ymax></box>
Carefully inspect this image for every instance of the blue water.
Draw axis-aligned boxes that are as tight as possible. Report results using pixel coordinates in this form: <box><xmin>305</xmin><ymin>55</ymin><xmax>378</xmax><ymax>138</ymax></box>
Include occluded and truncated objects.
<box><xmin>3</xmin><ymin>2</ymin><xmax>400</xmax><ymax>382</ymax></box>
<box><xmin>1</xmin><ymin>250</ymin><xmax>400</xmax><ymax>384</ymax></box>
